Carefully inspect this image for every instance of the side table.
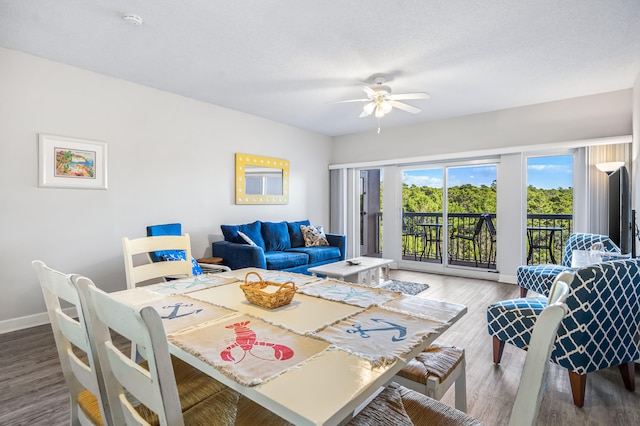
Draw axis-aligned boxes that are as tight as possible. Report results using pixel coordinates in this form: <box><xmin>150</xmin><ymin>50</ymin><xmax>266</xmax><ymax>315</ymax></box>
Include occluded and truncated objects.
<box><xmin>196</xmin><ymin>257</ymin><xmax>230</xmax><ymax>273</ymax></box>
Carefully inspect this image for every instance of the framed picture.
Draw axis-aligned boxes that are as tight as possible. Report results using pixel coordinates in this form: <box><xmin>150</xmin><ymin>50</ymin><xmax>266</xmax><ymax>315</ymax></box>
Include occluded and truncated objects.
<box><xmin>38</xmin><ymin>134</ymin><xmax>108</xmax><ymax>189</ymax></box>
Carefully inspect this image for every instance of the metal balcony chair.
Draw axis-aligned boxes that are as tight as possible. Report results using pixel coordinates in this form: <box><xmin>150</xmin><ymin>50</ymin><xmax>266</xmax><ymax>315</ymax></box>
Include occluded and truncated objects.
<box><xmin>449</xmin><ymin>215</ymin><xmax>485</xmax><ymax>267</ymax></box>
<box><xmin>484</xmin><ymin>214</ymin><xmax>497</xmax><ymax>269</ymax></box>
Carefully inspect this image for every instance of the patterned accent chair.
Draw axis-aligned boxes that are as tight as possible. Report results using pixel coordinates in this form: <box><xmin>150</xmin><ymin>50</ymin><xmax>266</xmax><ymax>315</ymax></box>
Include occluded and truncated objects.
<box><xmin>487</xmin><ymin>259</ymin><xmax>640</xmax><ymax>407</ymax></box>
<box><xmin>516</xmin><ymin>233</ymin><xmax>620</xmax><ymax>297</ymax></box>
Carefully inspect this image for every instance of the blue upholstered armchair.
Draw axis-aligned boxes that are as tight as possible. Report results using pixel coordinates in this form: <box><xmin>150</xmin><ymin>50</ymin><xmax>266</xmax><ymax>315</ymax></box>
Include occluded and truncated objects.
<box><xmin>516</xmin><ymin>233</ymin><xmax>620</xmax><ymax>297</ymax></box>
<box><xmin>488</xmin><ymin>258</ymin><xmax>640</xmax><ymax>407</ymax></box>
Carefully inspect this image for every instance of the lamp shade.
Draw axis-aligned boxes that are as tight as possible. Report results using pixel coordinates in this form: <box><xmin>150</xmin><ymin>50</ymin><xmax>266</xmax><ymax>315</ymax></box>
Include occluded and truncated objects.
<box><xmin>595</xmin><ymin>162</ymin><xmax>625</xmax><ymax>173</ymax></box>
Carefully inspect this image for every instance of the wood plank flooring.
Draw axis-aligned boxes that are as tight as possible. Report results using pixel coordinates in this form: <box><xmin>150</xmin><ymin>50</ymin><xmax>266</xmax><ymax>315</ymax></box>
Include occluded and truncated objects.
<box><xmin>1</xmin><ymin>270</ymin><xmax>638</xmax><ymax>425</ymax></box>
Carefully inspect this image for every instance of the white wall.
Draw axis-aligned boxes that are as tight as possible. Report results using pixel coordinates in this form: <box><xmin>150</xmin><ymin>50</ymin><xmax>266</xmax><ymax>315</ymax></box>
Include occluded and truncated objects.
<box><xmin>0</xmin><ymin>48</ymin><xmax>332</xmax><ymax>331</ymax></box>
<box><xmin>331</xmin><ymin>89</ymin><xmax>633</xmax><ymax>282</ymax></box>
<box><xmin>331</xmin><ymin>90</ymin><xmax>631</xmax><ymax>164</ymax></box>
<box><xmin>633</xmin><ymin>73</ymin><xmax>640</xmax><ymax>256</ymax></box>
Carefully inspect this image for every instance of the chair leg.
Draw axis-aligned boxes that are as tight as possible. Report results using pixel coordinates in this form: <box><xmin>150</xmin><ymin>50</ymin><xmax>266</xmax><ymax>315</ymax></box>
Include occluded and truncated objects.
<box><xmin>519</xmin><ymin>287</ymin><xmax>528</xmax><ymax>298</ymax></box>
<box><xmin>454</xmin><ymin>357</ymin><xmax>467</xmax><ymax>412</ymax></box>
<box><xmin>568</xmin><ymin>371</ymin><xmax>587</xmax><ymax>407</ymax></box>
<box><xmin>492</xmin><ymin>337</ymin><xmax>505</xmax><ymax>364</ymax></box>
<box><xmin>619</xmin><ymin>362</ymin><xmax>636</xmax><ymax>392</ymax></box>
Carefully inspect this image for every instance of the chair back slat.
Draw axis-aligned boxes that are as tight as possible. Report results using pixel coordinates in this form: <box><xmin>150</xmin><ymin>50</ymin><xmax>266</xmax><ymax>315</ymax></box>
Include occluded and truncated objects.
<box><xmin>77</xmin><ymin>276</ymin><xmax>185</xmax><ymax>426</ymax></box>
<box><xmin>509</xmin><ymin>295</ymin><xmax>568</xmax><ymax>426</ymax></box>
<box><xmin>122</xmin><ymin>234</ymin><xmax>193</xmax><ymax>289</ymax></box>
<box><xmin>32</xmin><ymin>260</ymin><xmax>111</xmax><ymax>425</ymax></box>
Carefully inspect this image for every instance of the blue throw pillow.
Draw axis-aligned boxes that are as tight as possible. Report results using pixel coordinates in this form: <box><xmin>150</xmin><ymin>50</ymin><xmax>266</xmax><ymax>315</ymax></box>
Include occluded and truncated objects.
<box><xmin>161</xmin><ymin>252</ymin><xmax>204</xmax><ymax>276</ymax></box>
<box><xmin>261</xmin><ymin>221</ymin><xmax>291</xmax><ymax>252</ymax></box>
<box><xmin>221</xmin><ymin>220</ymin><xmax>266</xmax><ymax>250</ymax></box>
<box><xmin>146</xmin><ymin>223</ymin><xmax>183</xmax><ymax>262</ymax></box>
<box><xmin>287</xmin><ymin>220</ymin><xmax>310</xmax><ymax>248</ymax></box>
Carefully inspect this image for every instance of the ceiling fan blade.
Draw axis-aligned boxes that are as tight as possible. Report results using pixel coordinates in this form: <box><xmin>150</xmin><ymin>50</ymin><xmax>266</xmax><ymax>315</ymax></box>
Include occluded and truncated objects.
<box><xmin>330</xmin><ymin>98</ymin><xmax>370</xmax><ymax>104</ymax></box>
<box><xmin>388</xmin><ymin>92</ymin><xmax>430</xmax><ymax>100</ymax></box>
<box><xmin>361</xmin><ymin>85</ymin><xmax>377</xmax><ymax>97</ymax></box>
<box><xmin>388</xmin><ymin>100</ymin><xmax>421</xmax><ymax>114</ymax></box>
<box><xmin>359</xmin><ymin>101</ymin><xmax>376</xmax><ymax>117</ymax></box>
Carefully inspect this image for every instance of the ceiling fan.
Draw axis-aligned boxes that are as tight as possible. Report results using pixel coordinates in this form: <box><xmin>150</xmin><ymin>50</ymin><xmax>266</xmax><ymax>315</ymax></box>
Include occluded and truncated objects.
<box><xmin>335</xmin><ymin>76</ymin><xmax>430</xmax><ymax>119</ymax></box>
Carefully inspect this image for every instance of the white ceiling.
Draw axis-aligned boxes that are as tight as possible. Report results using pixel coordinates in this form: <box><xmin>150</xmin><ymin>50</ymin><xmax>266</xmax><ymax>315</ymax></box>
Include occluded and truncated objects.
<box><xmin>2</xmin><ymin>1</ymin><xmax>640</xmax><ymax>137</ymax></box>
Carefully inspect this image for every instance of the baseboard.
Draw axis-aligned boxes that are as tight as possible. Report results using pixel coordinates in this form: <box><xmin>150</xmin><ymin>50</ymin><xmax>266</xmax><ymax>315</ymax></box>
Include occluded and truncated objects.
<box><xmin>0</xmin><ymin>306</ymin><xmax>76</xmax><ymax>334</ymax></box>
<box><xmin>498</xmin><ymin>273</ymin><xmax>517</xmax><ymax>284</ymax></box>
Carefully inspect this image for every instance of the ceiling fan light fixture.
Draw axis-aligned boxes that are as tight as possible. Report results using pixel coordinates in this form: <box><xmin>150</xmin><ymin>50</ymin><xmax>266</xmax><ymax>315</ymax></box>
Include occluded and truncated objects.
<box><xmin>375</xmin><ymin>105</ymin><xmax>385</xmax><ymax>118</ymax></box>
<box><xmin>380</xmin><ymin>100</ymin><xmax>392</xmax><ymax>114</ymax></box>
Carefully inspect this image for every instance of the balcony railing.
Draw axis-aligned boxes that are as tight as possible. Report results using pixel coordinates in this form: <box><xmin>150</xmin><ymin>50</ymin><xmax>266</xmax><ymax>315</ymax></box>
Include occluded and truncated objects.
<box><xmin>373</xmin><ymin>212</ymin><xmax>573</xmax><ymax>268</ymax></box>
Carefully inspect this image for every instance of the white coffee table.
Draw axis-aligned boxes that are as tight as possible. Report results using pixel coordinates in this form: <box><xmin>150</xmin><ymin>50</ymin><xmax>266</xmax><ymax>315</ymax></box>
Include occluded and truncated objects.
<box><xmin>308</xmin><ymin>257</ymin><xmax>393</xmax><ymax>287</ymax></box>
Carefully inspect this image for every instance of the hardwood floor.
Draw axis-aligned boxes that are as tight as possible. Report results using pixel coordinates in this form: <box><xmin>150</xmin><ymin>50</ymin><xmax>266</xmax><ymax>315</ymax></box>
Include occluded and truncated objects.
<box><xmin>1</xmin><ymin>271</ymin><xmax>638</xmax><ymax>425</ymax></box>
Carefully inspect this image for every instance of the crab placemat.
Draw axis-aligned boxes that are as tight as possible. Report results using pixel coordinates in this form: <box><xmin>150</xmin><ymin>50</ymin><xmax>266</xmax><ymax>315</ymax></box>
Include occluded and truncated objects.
<box><xmin>315</xmin><ymin>306</ymin><xmax>445</xmax><ymax>367</ymax></box>
<box><xmin>169</xmin><ymin>314</ymin><xmax>331</xmax><ymax>386</ymax></box>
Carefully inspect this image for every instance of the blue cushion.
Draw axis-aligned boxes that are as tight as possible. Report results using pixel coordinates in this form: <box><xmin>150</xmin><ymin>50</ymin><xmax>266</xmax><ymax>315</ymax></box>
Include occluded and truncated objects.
<box><xmin>287</xmin><ymin>220</ymin><xmax>310</xmax><ymax>248</ymax></box>
<box><xmin>146</xmin><ymin>223</ymin><xmax>183</xmax><ymax>262</ymax></box>
<box><xmin>286</xmin><ymin>246</ymin><xmax>341</xmax><ymax>263</ymax></box>
<box><xmin>221</xmin><ymin>221</ymin><xmax>266</xmax><ymax>250</ymax></box>
<box><xmin>487</xmin><ymin>297</ymin><xmax>547</xmax><ymax>350</ymax></box>
<box><xmin>146</xmin><ymin>223</ymin><xmax>203</xmax><ymax>276</ymax></box>
<box><xmin>264</xmin><ymin>251</ymin><xmax>308</xmax><ymax>270</ymax></box>
<box><xmin>261</xmin><ymin>221</ymin><xmax>291</xmax><ymax>252</ymax></box>
<box><xmin>162</xmin><ymin>252</ymin><xmax>204</xmax><ymax>276</ymax></box>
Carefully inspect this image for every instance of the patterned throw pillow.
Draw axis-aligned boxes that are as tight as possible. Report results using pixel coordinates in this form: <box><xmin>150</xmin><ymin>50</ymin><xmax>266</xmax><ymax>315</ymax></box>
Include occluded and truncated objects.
<box><xmin>300</xmin><ymin>225</ymin><xmax>329</xmax><ymax>247</ymax></box>
<box><xmin>161</xmin><ymin>252</ymin><xmax>204</xmax><ymax>276</ymax></box>
<box><xmin>237</xmin><ymin>230</ymin><xmax>258</xmax><ymax>246</ymax></box>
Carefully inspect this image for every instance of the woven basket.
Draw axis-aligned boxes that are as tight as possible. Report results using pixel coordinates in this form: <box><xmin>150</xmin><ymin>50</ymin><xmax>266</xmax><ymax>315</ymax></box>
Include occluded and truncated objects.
<box><xmin>240</xmin><ymin>271</ymin><xmax>297</xmax><ymax>309</ymax></box>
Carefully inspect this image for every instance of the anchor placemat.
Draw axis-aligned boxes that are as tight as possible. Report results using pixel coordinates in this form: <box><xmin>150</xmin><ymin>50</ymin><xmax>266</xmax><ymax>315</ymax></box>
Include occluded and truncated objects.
<box><xmin>136</xmin><ymin>295</ymin><xmax>236</xmax><ymax>334</ymax></box>
<box><xmin>297</xmin><ymin>280</ymin><xmax>399</xmax><ymax>308</ymax></box>
<box><xmin>315</xmin><ymin>306</ymin><xmax>445</xmax><ymax>367</ymax></box>
<box><xmin>169</xmin><ymin>314</ymin><xmax>331</xmax><ymax>386</ymax></box>
<box><xmin>142</xmin><ymin>275</ymin><xmax>238</xmax><ymax>295</ymax></box>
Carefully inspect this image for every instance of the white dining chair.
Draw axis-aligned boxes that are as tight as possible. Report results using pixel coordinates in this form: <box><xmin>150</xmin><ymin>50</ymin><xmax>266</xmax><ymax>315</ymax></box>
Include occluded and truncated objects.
<box><xmin>393</xmin><ymin>343</ymin><xmax>467</xmax><ymax>412</ymax></box>
<box><xmin>32</xmin><ymin>260</ymin><xmax>111</xmax><ymax>426</ymax></box>
<box><xmin>74</xmin><ymin>275</ymin><xmax>239</xmax><ymax>426</ymax></box>
<box><xmin>353</xmin><ymin>282</ymin><xmax>569</xmax><ymax>426</ymax></box>
<box><xmin>121</xmin><ymin>234</ymin><xmax>194</xmax><ymax>290</ymax></box>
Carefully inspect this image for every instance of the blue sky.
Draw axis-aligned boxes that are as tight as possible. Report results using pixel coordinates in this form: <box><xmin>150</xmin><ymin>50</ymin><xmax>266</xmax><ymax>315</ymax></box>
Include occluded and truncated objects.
<box><xmin>402</xmin><ymin>155</ymin><xmax>573</xmax><ymax>189</ymax></box>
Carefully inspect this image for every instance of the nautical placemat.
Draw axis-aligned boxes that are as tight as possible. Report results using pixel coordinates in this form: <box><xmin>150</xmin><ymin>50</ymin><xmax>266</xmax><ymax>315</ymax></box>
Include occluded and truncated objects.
<box><xmin>142</xmin><ymin>274</ymin><xmax>238</xmax><ymax>295</ymax></box>
<box><xmin>297</xmin><ymin>280</ymin><xmax>399</xmax><ymax>308</ymax></box>
<box><xmin>221</xmin><ymin>268</ymin><xmax>322</xmax><ymax>287</ymax></box>
<box><xmin>315</xmin><ymin>306</ymin><xmax>445</xmax><ymax>367</ymax></box>
<box><xmin>169</xmin><ymin>314</ymin><xmax>331</xmax><ymax>386</ymax></box>
<box><xmin>136</xmin><ymin>295</ymin><xmax>236</xmax><ymax>334</ymax></box>
<box><xmin>382</xmin><ymin>295</ymin><xmax>467</xmax><ymax>324</ymax></box>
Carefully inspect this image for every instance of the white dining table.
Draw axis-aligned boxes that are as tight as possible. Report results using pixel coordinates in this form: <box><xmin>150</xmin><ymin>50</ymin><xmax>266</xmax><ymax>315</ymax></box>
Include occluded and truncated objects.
<box><xmin>109</xmin><ymin>267</ymin><xmax>467</xmax><ymax>426</ymax></box>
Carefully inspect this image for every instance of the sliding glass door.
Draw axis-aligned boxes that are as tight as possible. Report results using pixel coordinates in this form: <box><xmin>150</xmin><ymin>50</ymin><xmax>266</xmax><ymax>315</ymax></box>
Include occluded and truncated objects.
<box><xmin>401</xmin><ymin>163</ymin><xmax>497</xmax><ymax>270</ymax></box>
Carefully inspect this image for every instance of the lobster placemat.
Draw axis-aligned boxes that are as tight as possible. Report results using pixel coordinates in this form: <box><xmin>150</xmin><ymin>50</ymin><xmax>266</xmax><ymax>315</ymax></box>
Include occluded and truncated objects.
<box><xmin>136</xmin><ymin>295</ymin><xmax>236</xmax><ymax>334</ymax></box>
<box><xmin>315</xmin><ymin>306</ymin><xmax>445</xmax><ymax>367</ymax></box>
<box><xmin>142</xmin><ymin>274</ymin><xmax>238</xmax><ymax>295</ymax></box>
<box><xmin>297</xmin><ymin>280</ymin><xmax>399</xmax><ymax>308</ymax></box>
<box><xmin>169</xmin><ymin>314</ymin><xmax>331</xmax><ymax>386</ymax></box>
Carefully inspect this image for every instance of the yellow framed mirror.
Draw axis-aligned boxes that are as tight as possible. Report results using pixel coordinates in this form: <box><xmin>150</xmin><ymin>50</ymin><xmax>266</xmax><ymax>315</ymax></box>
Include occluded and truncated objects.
<box><xmin>235</xmin><ymin>153</ymin><xmax>289</xmax><ymax>204</ymax></box>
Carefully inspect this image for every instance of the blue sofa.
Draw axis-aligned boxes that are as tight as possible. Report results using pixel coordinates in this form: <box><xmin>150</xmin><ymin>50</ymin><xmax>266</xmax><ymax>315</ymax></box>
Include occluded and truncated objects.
<box><xmin>212</xmin><ymin>220</ymin><xmax>346</xmax><ymax>274</ymax></box>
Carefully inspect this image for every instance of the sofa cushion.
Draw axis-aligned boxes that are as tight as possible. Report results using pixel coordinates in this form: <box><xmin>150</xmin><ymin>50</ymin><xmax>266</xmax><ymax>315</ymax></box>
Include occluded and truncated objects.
<box><xmin>286</xmin><ymin>246</ymin><xmax>341</xmax><ymax>264</ymax></box>
<box><xmin>261</xmin><ymin>221</ymin><xmax>291</xmax><ymax>252</ymax></box>
<box><xmin>287</xmin><ymin>220</ymin><xmax>311</xmax><ymax>248</ymax></box>
<box><xmin>301</xmin><ymin>224</ymin><xmax>329</xmax><ymax>247</ymax></box>
<box><xmin>264</xmin><ymin>251</ymin><xmax>308</xmax><ymax>270</ymax></box>
<box><xmin>221</xmin><ymin>221</ymin><xmax>266</xmax><ymax>250</ymax></box>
